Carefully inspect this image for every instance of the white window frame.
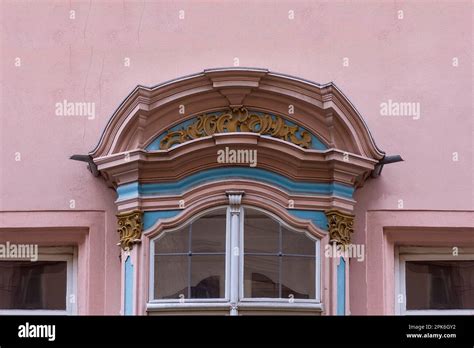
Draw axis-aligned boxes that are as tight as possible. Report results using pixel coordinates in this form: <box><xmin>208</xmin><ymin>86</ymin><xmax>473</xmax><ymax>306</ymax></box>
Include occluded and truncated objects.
<box><xmin>396</xmin><ymin>246</ymin><xmax>474</xmax><ymax>315</ymax></box>
<box><xmin>148</xmin><ymin>205</ymin><xmax>322</xmax><ymax>314</ymax></box>
<box><xmin>0</xmin><ymin>246</ymin><xmax>77</xmax><ymax>315</ymax></box>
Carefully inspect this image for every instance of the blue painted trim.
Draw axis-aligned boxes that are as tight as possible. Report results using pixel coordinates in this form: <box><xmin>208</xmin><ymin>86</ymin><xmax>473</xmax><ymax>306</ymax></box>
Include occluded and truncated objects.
<box><xmin>124</xmin><ymin>256</ymin><xmax>134</xmax><ymax>315</ymax></box>
<box><xmin>337</xmin><ymin>257</ymin><xmax>346</xmax><ymax>315</ymax></box>
<box><xmin>144</xmin><ymin>209</ymin><xmax>326</xmax><ymax>233</ymax></box>
<box><xmin>287</xmin><ymin>209</ymin><xmax>328</xmax><ymax>231</ymax></box>
<box><xmin>143</xmin><ymin>210</ymin><xmax>181</xmax><ymax>230</ymax></box>
<box><xmin>117</xmin><ymin>167</ymin><xmax>354</xmax><ymax>202</ymax></box>
<box><xmin>146</xmin><ymin>111</ymin><xmax>327</xmax><ymax>151</ymax></box>
<box><xmin>117</xmin><ymin>181</ymin><xmax>139</xmax><ymax>199</ymax></box>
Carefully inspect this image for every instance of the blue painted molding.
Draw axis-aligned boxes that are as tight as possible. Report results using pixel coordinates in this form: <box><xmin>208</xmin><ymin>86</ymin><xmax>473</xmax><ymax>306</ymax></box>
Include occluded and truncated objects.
<box><xmin>287</xmin><ymin>209</ymin><xmax>328</xmax><ymax>231</ymax></box>
<box><xmin>143</xmin><ymin>209</ymin><xmax>326</xmax><ymax>233</ymax></box>
<box><xmin>124</xmin><ymin>256</ymin><xmax>134</xmax><ymax>315</ymax></box>
<box><xmin>146</xmin><ymin>111</ymin><xmax>328</xmax><ymax>151</ymax></box>
<box><xmin>117</xmin><ymin>167</ymin><xmax>354</xmax><ymax>202</ymax></box>
<box><xmin>143</xmin><ymin>210</ymin><xmax>181</xmax><ymax>231</ymax></box>
<box><xmin>337</xmin><ymin>257</ymin><xmax>346</xmax><ymax>316</ymax></box>
<box><xmin>118</xmin><ymin>182</ymin><xmax>139</xmax><ymax>199</ymax></box>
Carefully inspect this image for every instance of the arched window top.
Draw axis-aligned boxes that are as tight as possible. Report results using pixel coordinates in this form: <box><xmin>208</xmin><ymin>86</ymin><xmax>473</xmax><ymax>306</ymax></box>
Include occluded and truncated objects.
<box><xmin>89</xmin><ymin>68</ymin><xmax>385</xmax><ymax>160</ymax></box>
<box><xmin>80</xmin><ymin>69</ymin><xmax>403</xmax><ymax>223</ymax></box>
<box><xmin>86</xmin><ymin>68</ymin><xmax>393</xmax><ymax>193</ymax></box>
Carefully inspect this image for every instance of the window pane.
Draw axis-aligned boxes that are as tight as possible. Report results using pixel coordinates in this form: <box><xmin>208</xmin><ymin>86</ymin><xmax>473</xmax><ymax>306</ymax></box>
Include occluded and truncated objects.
<box><xmin>154</xmin><ymin>255</ymin><xmax>188</xmax><ymax>299</ymax></box>
<box><xmin>155</xmin><ymin>226</ymin><xmax>189</xmax><ymax>254</ymax></box>
<box><xmin>244</xmin><ymin>209</ymin><xmax>279</xmax><ymax>253</ymax></box>
<box><xmin>190</xmin><ymin>255</ymin><xmax>225</xmax><ymax>298</ymax></box>
<box><xmin>406</xmin><ymin>261</ymin><xmax>474</xmax><ymax>310</ymax></box>
<box><xmin>0</xmin><ymin>261</ymin><xmax>67</xmax><ymax>310</ymax></box>
<box><xmin>244</xmin><ymin>255</ymin><xmax>279</xmax><ymax>298</ymax></box>
<box><xmin>282</xmin><ymin>227</ymin><xmax>315</xmax><ymax>255</ymax></box>
<box><xmin>153</xmin><ymin>209</ymin><xmax>227</xmax><ymax>300</ymax></box>
<box><xmin>281</xmin><ymin>256</ymin><xmax>315</xmax><ymax>299</ymax></box>
<box><xmin>191</xmin><ymin>211</ymin><xmax>226</xmax><ymax>253</ymax></box>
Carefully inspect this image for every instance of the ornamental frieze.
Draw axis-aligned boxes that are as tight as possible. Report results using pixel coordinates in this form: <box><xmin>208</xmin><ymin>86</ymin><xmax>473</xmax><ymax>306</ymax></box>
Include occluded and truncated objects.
<box><xmin>159</xmin><ymin>108</ymin><xmax>312</xmax><ymax>150</ymax></box>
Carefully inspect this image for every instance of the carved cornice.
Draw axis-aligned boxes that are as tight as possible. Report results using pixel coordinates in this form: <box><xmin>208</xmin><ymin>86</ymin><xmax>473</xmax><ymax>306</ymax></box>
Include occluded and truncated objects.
<box><xmin>325</xmin><ymin>209</ymin><xmax>354</xmax><ymax>245</ymax></box>
<box><xmin>117</xmin><ymin>210</ymin><xmax>143</xmax><ymax>251</ymax></box>
<box><xmin>159</xmin><ymin>108</ymin><xmax>312</xmax><ymax>150</ymax></box>
<box><xmin>94</xmin><ymin>137</ymin><xmax>378</xmax><ymax>190</ymax></box>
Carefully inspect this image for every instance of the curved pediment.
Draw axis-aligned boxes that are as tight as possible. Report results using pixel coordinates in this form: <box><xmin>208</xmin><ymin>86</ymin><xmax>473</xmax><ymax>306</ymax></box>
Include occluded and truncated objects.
<box><xmin>90</xmin><ymin>68</ymin><xmax>384</xmax><ymax>161</ymax></box>
<box><xmin>86</xmin><ymin>68</ymin><xmax>393</xmax><ymax>214</ymax></box>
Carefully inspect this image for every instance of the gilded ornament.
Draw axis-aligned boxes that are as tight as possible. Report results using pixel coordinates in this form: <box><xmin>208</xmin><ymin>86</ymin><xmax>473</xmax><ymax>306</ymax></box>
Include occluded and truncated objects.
<box><xmin>159</xmin><ymin>108</ymin><xmax>312</xmax><ymax>149</ymax></box>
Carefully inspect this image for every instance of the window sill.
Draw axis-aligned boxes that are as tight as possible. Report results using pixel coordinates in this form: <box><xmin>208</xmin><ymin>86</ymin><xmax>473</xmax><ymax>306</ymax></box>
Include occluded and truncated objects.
<box><xmin>0</xmin><ymin>310</ymin><xmax>70</xmax><ymax>315</ymax></box>
<box><xmin>238</xmin><ymin>301</ymin><xmax>323</xmax><ymax>311</ymax></box>
<box><xmin>147</xmin><ymin>302</ymin><xmax>230</xmax><ymax>311</ymax></box>
<box><xmin>146</xmin><ymin>301</ymin><xmax>324</xmax><ymax>314</ymax></box>
<box><xmin>403</xmin><ymin>309</ymin><xmax>474</xmax><ymax>315</ymax></box>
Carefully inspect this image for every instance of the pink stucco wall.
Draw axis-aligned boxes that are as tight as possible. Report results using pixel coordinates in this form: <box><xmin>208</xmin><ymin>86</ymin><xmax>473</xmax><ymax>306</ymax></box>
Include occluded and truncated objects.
<box><xmin>1</xmin><ymin>1</ymin><xmax>472</xmax><ymax>314</ymax></box>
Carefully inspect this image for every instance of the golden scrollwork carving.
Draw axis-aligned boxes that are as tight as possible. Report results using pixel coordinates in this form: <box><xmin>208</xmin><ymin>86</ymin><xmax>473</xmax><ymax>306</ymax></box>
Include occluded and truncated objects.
<box><xmin>117</xmin><ymin>210</ymin><xmax>143</xmax><ymax>251</ymax></box>
<box><xmin>325</xmin><ymin>209</ymin><xmax>354</xmax><ymax>245</ymax></box>
<box><xmin>159</xmin><ymin>108</ymin><xmax>312</xmax><ymax>149</ymax></box>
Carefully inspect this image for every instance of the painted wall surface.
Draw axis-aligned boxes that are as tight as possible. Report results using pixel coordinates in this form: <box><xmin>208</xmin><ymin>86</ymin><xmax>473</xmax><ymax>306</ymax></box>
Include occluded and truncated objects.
<box><xmin>1</xmin><ymin>1</ymin><xmax>472</xmax><ymax>314</ymax></box>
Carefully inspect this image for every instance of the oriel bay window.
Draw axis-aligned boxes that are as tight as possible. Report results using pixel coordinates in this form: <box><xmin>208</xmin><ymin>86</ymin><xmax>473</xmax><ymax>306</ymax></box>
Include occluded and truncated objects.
<box><xmin>149</xmin><ymin>206</ymin><xmax>321</xmax><ymax>314</ymax></box>
<box><xmin>87</xmin><ymin>68</ymin><xmax>392</xmax><ymax>315</ymax></box>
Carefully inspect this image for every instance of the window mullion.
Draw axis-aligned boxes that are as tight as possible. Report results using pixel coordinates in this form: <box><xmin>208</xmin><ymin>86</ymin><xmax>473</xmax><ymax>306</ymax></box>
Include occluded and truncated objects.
<box><xmin>229</xmin><ymin>209</ymin><xmax>241</xmax><ymax>314</ymax></box>
<box><xmin>226</xmin><ymin>191</ymin><xmax>244</xmax><ymax>315</ymax></box>
<box><xmin>188</xmin><ymin>223</ymin><xmax>192</xmax><ymax>299</ymax></box>
<box><xmin>278</xmin><ymin>224</ymin><xmax>282</xmax><ymax>299</ymax></box>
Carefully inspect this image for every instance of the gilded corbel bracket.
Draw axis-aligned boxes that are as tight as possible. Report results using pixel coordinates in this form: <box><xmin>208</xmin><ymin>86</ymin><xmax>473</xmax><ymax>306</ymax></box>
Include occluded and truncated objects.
<box><xmin>117</xmin><ymin>210</ymin><xmax>143</xmax><ymax>251</ymax></box>
<box><xmin>325</xmin><ymin>209</ymin><xmax>354</xmax><ymax>245</ymax></box>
